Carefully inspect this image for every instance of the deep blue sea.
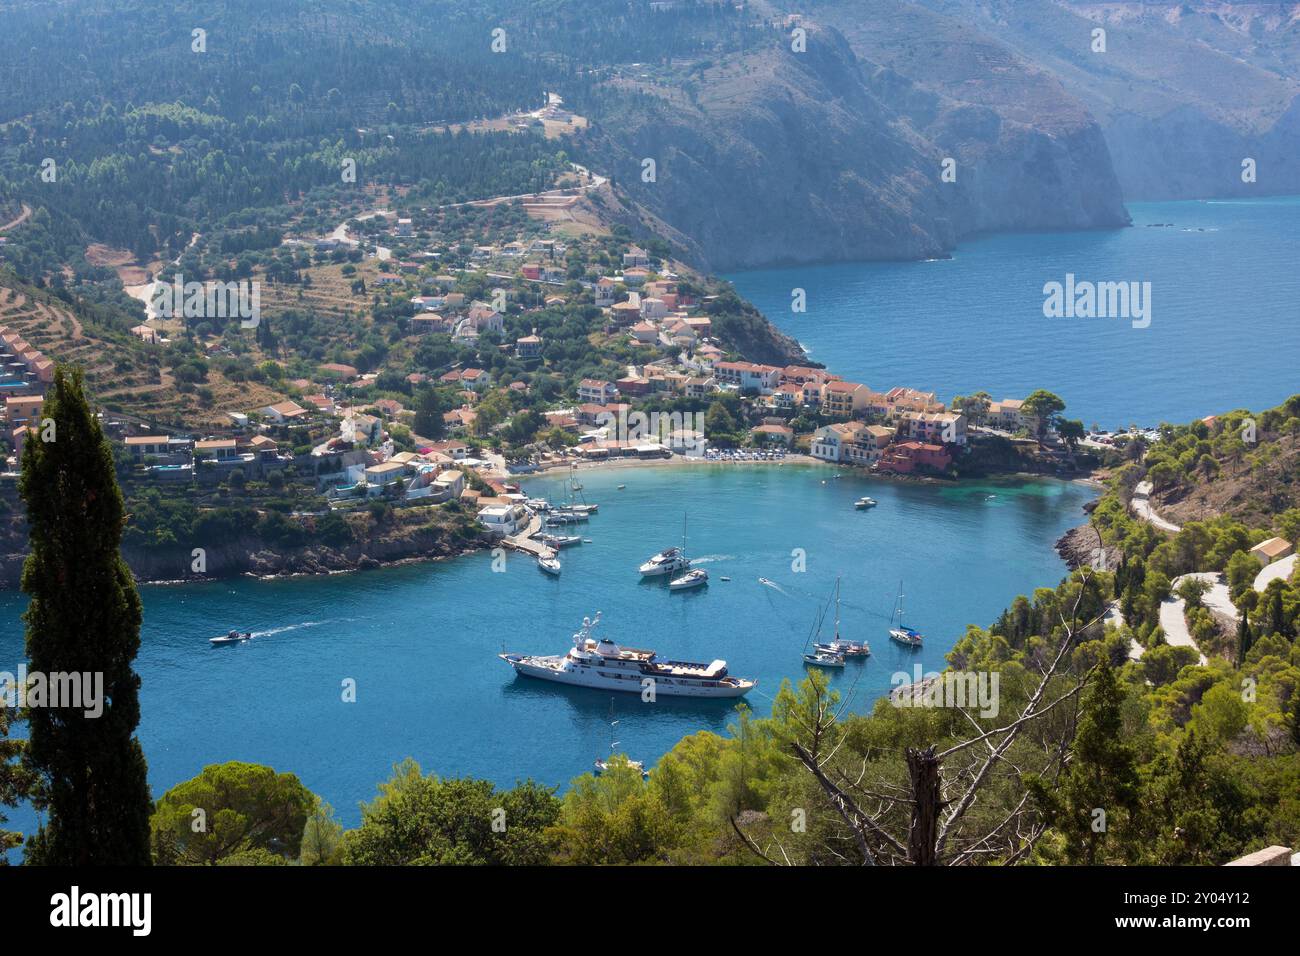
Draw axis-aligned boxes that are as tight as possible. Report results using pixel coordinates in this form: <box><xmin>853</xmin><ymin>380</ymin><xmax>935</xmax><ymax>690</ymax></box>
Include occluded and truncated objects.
<box><xmin>727</xmin><ymin>198</ymin><xmax>1300</xmax><ymax>429</ymax></box>
<box><xmin>0</xmin><ymin>465</ymin><xmax>1093</xmax><ymax>842</ymax></box>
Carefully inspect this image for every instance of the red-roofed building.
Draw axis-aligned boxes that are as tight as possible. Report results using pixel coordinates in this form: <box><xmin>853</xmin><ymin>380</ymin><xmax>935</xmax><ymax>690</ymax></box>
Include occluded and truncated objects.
<box><xmin>877</xmin><ymin>441</ymin><xmax>952</xmax><ymax>474</ymax></box>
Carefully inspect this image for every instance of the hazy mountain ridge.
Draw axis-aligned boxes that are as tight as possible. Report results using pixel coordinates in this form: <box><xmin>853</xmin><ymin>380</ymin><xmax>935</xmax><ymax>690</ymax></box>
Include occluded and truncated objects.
<box><xmin>892</xmin><ymin>0</ymin><xmax>1300</xmax><ymax>200</ymax></box>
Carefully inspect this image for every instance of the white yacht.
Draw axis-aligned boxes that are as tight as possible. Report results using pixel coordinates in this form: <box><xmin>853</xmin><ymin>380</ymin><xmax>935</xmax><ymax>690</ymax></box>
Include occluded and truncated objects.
<box><xmin>500</xmin><ymin>612</ymin><xmax>755</xmax><ymax>698</ymax></box>
<box><xmin>640</xmin><ymin>515</ymin><xmax>693</xmax><ymax>577</ymax></box>
<box><xmin>639</xmin><ymin>545</ymin><xmax>690</xmax><ymax>577</ymax></box>
<box><xmin>669</xmin><ymin>568</ymin><xmax>708</xmax><ymax>591</ymax></box>
<box><xmin>537</xmin><ymin>555</ymin><xmax>561</xmax><ymax>576</ymax></box>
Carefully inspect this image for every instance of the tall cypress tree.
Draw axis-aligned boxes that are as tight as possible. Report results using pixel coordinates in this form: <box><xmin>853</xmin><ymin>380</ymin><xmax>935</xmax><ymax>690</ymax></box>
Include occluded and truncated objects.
<box><xmin>1236</xmin><ymin>614</ymin><xmax>1253</xmax><ymax>668</ymax></box>
<box><xmin>19</xmin><ymin>366</ymin><xmax>152</xmax><ymax>864</ymax></box>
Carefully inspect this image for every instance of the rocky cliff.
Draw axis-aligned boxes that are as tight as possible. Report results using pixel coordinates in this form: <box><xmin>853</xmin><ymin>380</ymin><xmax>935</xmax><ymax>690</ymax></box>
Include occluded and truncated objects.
<box><xmin>578</xmin><ymin>16</ymin><xmax>1130</xmax><ymax>270</ymax></box>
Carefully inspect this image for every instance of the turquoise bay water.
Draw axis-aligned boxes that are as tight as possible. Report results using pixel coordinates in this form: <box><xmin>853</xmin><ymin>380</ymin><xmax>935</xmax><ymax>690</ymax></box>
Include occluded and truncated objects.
<box><xmin>0</xmin><ymin>465</ymin><xmax>1093</xmax><ymax>837</ymax></box>
<box><xmin>727</xmin><ymin>198</ymin><xmax>1300</xmax><ymax>429</ymax></box>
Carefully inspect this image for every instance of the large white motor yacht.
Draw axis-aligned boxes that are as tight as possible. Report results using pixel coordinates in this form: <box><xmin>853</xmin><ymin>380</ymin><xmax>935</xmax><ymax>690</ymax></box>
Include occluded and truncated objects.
<box><xmin>500</xmin><ymin>613</ymin><xmax>754</xmax><ymax>698</ymax></box>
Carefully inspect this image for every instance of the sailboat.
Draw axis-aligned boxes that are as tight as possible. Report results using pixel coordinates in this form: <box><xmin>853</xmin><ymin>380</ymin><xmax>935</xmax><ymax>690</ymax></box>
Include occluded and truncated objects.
<box><xmin>802</xmin><ymin>597</ymin><xmax>845</xmax><ymax>668</ymax></box>
<box><xmin>566</xmin><ymin>463</ymin><xmax>598</xmax><ymax>514</ymax></box>
<box><xmin>813</xmin><ymin>578</ymin><xmax>870</xmax><ymax>658</ymax></box>
<box><xmin>593</xmin><ymin>700</ymin><xmax>648</xmax><ymax>778</ymax></box>
<box><xmin>888</xmin><ymin>581</ymin><xmax>924</xmax><ymax>647</ymax></box>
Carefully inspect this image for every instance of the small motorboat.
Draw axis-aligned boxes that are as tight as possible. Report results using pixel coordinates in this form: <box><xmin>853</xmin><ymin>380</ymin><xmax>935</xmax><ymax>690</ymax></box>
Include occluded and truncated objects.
<box><xmin>720</xmin><ymin>576</ymin><xmax>731</xmax><ymax>582</ymax></box>
<box><xmin>210</xmin><ymin>630</ymin><xmax>252</xmax><ymax>646</ymax></box>
<box><xmin>617</xmin><ymin>484</ymin><xmax>626</xmax><ymax>490</ymax></box>
<box><xmin>855</xmin><ymin>496</ymin><xmax>877</xmax><ymax>509</ymax></box>
<box><xmin>537</xmin><ymin>555</ymin><xmax>562</xmax><ymax>576</ymax></box>
<box><xmin>803</xmin><ymin>650</ymin><xmax>846</xmax><ymax>669</ymax></box>
<box><xmin>668</xmin><ymin>568</ymin><xmax>709</xmax><ymax>591</ymax></box>
<box><xmin>536</xmin><ymin>533</ymin><xmax>581</xmax><ymax>548</ymax></box>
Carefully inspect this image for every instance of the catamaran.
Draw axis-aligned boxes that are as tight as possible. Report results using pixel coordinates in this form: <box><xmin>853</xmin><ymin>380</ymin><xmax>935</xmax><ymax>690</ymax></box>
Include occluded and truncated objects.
<box><xmin>888</xmin><ymin>582</ymin><xmax>924</xmax><ymax>647</ymax></box>
<box><xmin>500</xmin><ymin>612</ymin><xmax>755</xmax><ymax>698</ymax></box>
<box><xmin>812</xmin><ymin>577</ymin><xmax>870</xmax><ymax>658</ymax></box>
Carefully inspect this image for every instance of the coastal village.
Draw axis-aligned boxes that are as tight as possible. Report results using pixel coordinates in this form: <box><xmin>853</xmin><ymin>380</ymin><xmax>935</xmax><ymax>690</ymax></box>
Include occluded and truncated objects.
<box><xmin>0</xmin><ymin>210</ymin><xmax>1082</xmax><ymax>561</ymax></box>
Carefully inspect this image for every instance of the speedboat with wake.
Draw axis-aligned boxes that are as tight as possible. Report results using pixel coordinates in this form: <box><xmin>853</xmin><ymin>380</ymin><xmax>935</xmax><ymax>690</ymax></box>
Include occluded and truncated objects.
<box><xmin>210</xmin><ymin>630</ymin><xmax>252</xmax><ymax>646</ymax></box>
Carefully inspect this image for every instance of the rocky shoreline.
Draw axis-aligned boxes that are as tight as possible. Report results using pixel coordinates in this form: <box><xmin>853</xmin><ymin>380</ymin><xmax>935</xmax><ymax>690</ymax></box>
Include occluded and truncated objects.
<box><xmin>0</xmin><ymin>525</ymin><xmax>492</xmax><ymax>590</ymax></box>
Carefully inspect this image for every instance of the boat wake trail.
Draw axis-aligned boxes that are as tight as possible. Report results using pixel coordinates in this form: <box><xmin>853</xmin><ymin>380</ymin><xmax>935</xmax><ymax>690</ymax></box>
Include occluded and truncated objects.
<box><xmin>757</xmin><ymin>577</ymin><xmax>789</xmax><ymax>596</ymax></box>
<box><xmin>691</xmin><ymin>554</ymin><xmax>733</xmax><ymax>565</ymax></box>
<box><xmin>249</xmin><ymin>620</ymin><xmax>338</xmax><ymax>639</ymax></box>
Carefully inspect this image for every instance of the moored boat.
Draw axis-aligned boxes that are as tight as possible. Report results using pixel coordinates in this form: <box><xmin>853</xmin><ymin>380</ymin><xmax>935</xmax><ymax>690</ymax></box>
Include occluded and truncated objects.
<box><xmin>499</xmin><ymin>612</ymin><xmax>755</xmax><ymax>698</ymax></box>
<box><xmin>535</xmin><ymin>532</ymin><xmax>581</xmax><ymax>548</ymax></box>
<box><xmin>815</xmin><ymin>578</ymin><xmax>870</xmax><ymax>657</ymax></box>
<box><xmin>538</xmin><ymin>555</ymin><xmax>562</xmax><ymax>576</ymax></box>
<box><xmin>888</xmin><ymin>582</ymin><xmax>924</xmax><ymax>647</ymax></box>
<box><xmin>803</xmin><ymin>650</ymin><xmax>846</xmax><ymax>668</ymax></box>
<box><xmin>668</xmin><ymin>568</ymin><xmax>708</xmax><ymax>591</ymax></box>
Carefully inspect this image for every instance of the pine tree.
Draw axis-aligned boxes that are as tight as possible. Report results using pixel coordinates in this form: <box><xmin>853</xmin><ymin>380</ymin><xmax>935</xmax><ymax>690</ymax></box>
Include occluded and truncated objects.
<box><xmin>19</xmin><ymin>366</ymin><xmax>152</xmax><ymax>864</ymax></box>
<box><xmin>1028</xmin><ymin>660</ymin><xmax>1140</xmax><ymax>864</ymax></box>
<box><xmin>0</xmin><ymin>699</ymin><xmax>34</xmax><ymax>856</ymax></box>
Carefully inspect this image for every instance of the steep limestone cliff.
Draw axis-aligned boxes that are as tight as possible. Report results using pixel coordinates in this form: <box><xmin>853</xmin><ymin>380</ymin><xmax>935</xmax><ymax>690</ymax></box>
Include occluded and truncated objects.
<box><xmin>577</xmin><ymin>17</ymin><xmax>1129</xmax><ymax>270</ymax></box>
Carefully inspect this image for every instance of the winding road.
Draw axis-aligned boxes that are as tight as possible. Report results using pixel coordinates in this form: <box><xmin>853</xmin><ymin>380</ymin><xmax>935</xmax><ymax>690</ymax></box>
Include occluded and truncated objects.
<box><xmin>1131</xmin><ymin>480</ymin><xmax>1182</xmax><ymax>533</ymax></box>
